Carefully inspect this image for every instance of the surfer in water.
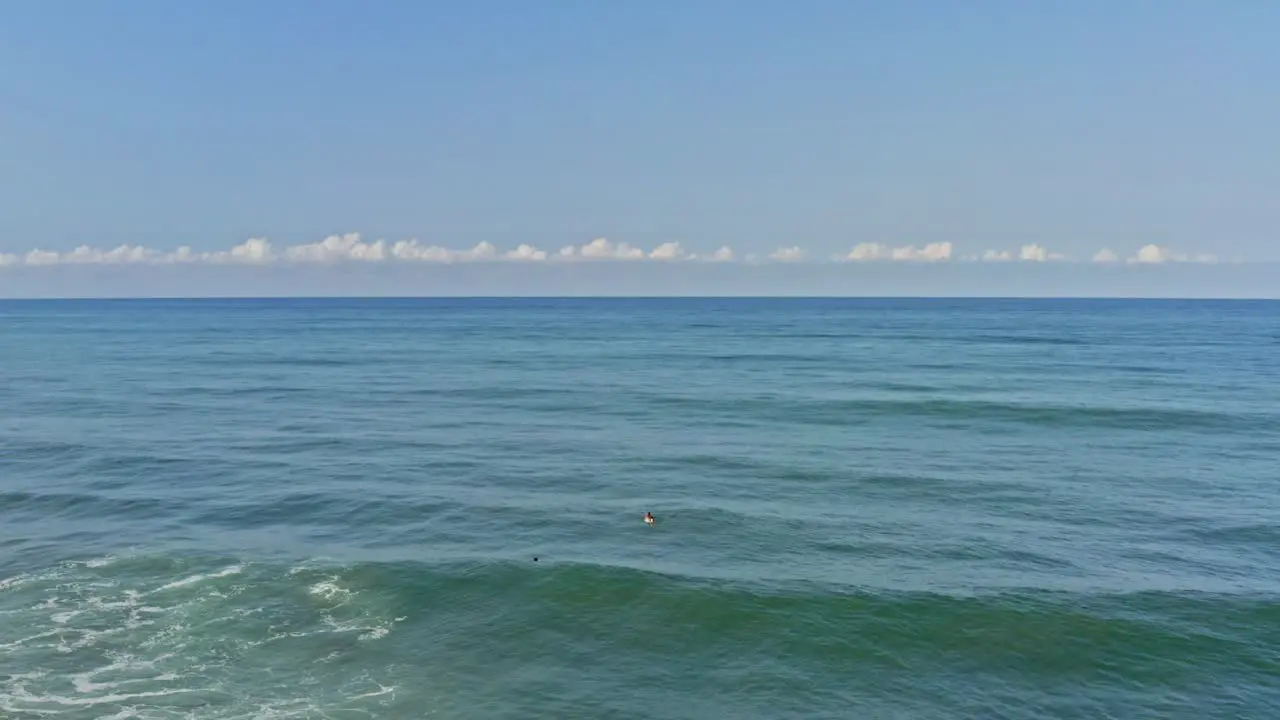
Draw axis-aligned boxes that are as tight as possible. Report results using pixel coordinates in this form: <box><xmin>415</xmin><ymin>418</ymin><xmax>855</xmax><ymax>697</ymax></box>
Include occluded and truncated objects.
<box><xmin>643</xmin><ymin>511</ymin><xmax>655</xmax><ymax>527</ymax></box>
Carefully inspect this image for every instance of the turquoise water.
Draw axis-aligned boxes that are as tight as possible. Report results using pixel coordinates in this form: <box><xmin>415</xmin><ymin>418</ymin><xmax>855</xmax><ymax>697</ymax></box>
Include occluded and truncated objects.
<box><xmin>1</xmin><ymin>298</ymin><xmax>1278</xmax><ymax>719</ymax></box>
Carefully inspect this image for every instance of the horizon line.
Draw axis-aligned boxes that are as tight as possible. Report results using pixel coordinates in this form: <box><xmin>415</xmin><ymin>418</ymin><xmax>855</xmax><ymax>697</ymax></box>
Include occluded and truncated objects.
<box><xmin>2</xmin><ymin>294</ymin><xmax>1278</xmax><ymax>302</ymax></box>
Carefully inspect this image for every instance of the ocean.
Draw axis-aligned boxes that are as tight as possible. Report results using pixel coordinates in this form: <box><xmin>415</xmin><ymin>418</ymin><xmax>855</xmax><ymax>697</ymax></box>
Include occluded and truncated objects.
<box><xmin>1</xmin><ymin>297</ymin><xmax>1277</xmax><ymax>719</ymax></box>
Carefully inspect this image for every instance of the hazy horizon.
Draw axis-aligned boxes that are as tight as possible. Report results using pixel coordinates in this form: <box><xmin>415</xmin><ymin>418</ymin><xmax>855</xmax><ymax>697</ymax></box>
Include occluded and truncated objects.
<box><xmin>4</xmin><ymin>263</ymin><xmax>1279</xmax><ymax>300</ymax></box>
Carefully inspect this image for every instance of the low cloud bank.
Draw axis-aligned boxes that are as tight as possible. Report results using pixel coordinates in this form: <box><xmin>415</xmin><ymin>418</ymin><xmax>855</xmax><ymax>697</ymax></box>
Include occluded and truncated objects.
<box><xmin>0</xmin><ymin>234</ymin><xmax>1225</xmax><ymax>269</ymax></box>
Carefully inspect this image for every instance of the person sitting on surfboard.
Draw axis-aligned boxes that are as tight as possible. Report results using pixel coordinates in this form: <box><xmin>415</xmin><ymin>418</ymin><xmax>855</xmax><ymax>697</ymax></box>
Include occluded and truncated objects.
<box><xmin>643</xmin><ymin>512</ymin><xmax>655</xmax><ymax>526</ymax></box>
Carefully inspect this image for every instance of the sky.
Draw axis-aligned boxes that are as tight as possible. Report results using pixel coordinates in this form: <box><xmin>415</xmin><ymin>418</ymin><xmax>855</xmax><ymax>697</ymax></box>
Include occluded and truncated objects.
<box><xmin>1</xmin><ymin>0</ymin><xmax>1277</xmax><ymax>297</ymax></box>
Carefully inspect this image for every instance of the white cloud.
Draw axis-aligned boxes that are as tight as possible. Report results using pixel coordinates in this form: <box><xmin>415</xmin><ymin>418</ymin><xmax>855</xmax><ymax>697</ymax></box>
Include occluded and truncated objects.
<box><xmin>207</xmin><ymin>238</ymin><xmax>275</xmax><ymax>265</ymax></box>
<box><xmin>284</xmin><ymin>233</ymin><xmax>386</xmax><ymax>263</ymax></box>
<box><xmin>0</xmin><ymin>234</ymin><xmax>1230</xmax><ymax>271</ymax></box>
<box><xmin>462</xmin><ymin>241</ymin><xmax>497</xmax><ymax>262</ymax></box>
<box><xmin>389</xmin><ymin>239</ymin><xmax>499</xmax><ymax>263</ymax></box>
<box><xmin>973</xmin><ymin>244</ymin><xmax>1068</xmax><ymax>262</ymax></box>
<box><xmin>841</xmin><ymin>242</ymin><xmax>953</xmax><ymax>262</ymax></box>
<box><xmin>392</xmin><ymin>240</ymin><xmax>460</xmax><ymax>263</ymax></box>
<box><xmin>58</xmin><ymin>244</ymin><xmax>162</xmax><ymax>264</ymax></box>
<box><xmin>505</xmin><ymin>244</ymin><xmax>547</xmax><ymax>261</ymax></box>
<box><xmin>1133</xmin><ymin>244</ymin><xmax>1170</xmax><ymax>264</ymax></box>
<box><xmin>0</xmin><ymin>234</ymin><xmax>707</xmax><ymax>266</ymax></box>
<box><xmin>24</xmin><ymin>249</ymin><xmax>63</xmax><ymax>266</ymax></box>
<box><xmin>768</xmin><ymin>246</ymin><xmax>805</xmax><ymax>262</ymax></box>
<box><xmin>165</xmin><ymin>246</ymin><xmax>203</xmax><ymax>264</ymax></box>
<box><xmin>565</xmin><ymin>237</ymin><xmax>646</xmax><ymax>261</ymax></box>
<box><xmin>648</xmin><ymin>242</ymin><xmax>688</xmax><ymax>261</ymax></box>
<box><xmin>1128</xmin><ymin>244</ymin><xmax>1218</xmax><ymax>265</ymax></box>
<box><xmin>706</xmin><ymin>246</ymin><xmax>734</xmax><ymax>262</ymax></box>
<box><xmin>1018</xmin><ymin>244</ymin><xmax>1066</xmax><ymax>262</ymax></box>
<box><xmin>5</xmin><ymin>239</ymin><xmax>279</xmax><ymax>267</ymax></box>
<box><xmin>843</xmin><ymin>243</ymin><xmax>886</xmax><ymax>261</ymax></box>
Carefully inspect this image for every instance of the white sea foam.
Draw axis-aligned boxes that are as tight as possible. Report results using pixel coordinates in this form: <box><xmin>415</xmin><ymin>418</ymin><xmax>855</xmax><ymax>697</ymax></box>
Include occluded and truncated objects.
<box><xmin>0</xmin><ymin>574</ymin><xmax>30</xmax><ymax>592</ymax></box>
<box><xmin>0</xmin><ymin>628</ymin><xmax>63</xmax><ymax>651</ymax></box>
<box><xmin>50</xmin><ymin>609</ymin><xmax>80</xmax><ymax>624</ymax></box>
<box><xmin>1</xmin><ymin>560</ymin><xmax>410</xmax><ymax>718</ymax></box>
<box><xmin>68</xmin><ymin>652</ymin><xmax>172</xmax><ymax>695</ymax></box>
<box><xmin>10</xmin><ymin>685</ymin><xmax>202</xmax><ymax>707</ymax></box>
<box><xmin>89</xmin><ymin>589</ymin><xmax>141</xmax><ymax>609</ymax></box>
<box><xmin>0</xmin><ymin>689</ymin><xmax>62</xmax><ymax>717</ymax></box>
<box><xmin>319</xmin><ymin>611</ymin><xmax>400</xmax><ymax>643</ymax></box>
<box><xmin>150</xmin><ymin>564</ymin><xmax>244</xmax><ymax>593</ymax></box>
<box><xmin>313</xmin><ymin>650</ymin><xmax>344</xmax><ymax>664</ymax></box>
<box><xmin>8</xmin><ymin>653</ymin><xmax>199</xmax><ymax>709</ymax></box>
<box><xmin>71</xmin><ymin>673</ymin><xmax>115</xmax><ymax>694</ymax></box>
<box><xmin>350</xmin><ymin>684</ymin><xmax>396</xmax><ymax>699</ymax></box>
<box><xmin>97</xmin><ymin>709</ymin><xmax>142</xmax><ymax>720</ymax></box>
<box><xmin>307</xmin><ymin>578</ymin><xmax>352</xmax><ymax>601</ymax></box>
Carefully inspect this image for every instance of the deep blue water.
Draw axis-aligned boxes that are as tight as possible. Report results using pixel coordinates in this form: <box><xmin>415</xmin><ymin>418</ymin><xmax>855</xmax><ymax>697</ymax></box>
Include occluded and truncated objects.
<box><xmin>2</xmin><ymin>298</ymin><xmax>1278</xmax><ymax>718</ymax></box>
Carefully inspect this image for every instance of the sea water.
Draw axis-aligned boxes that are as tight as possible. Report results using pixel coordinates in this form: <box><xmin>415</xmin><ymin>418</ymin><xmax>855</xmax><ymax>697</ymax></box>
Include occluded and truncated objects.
<box><xmin>1</xmin><ymin>298</ymin><xmax>1277</xmax><ymax>718</ymax></box>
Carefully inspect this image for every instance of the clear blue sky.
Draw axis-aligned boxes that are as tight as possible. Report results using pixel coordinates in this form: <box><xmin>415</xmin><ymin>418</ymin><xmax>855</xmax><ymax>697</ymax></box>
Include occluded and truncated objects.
<box><xmin>1</xmin><ymin>1</ymin><xmax>1277</xmax><ymax>296</ymax></box>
